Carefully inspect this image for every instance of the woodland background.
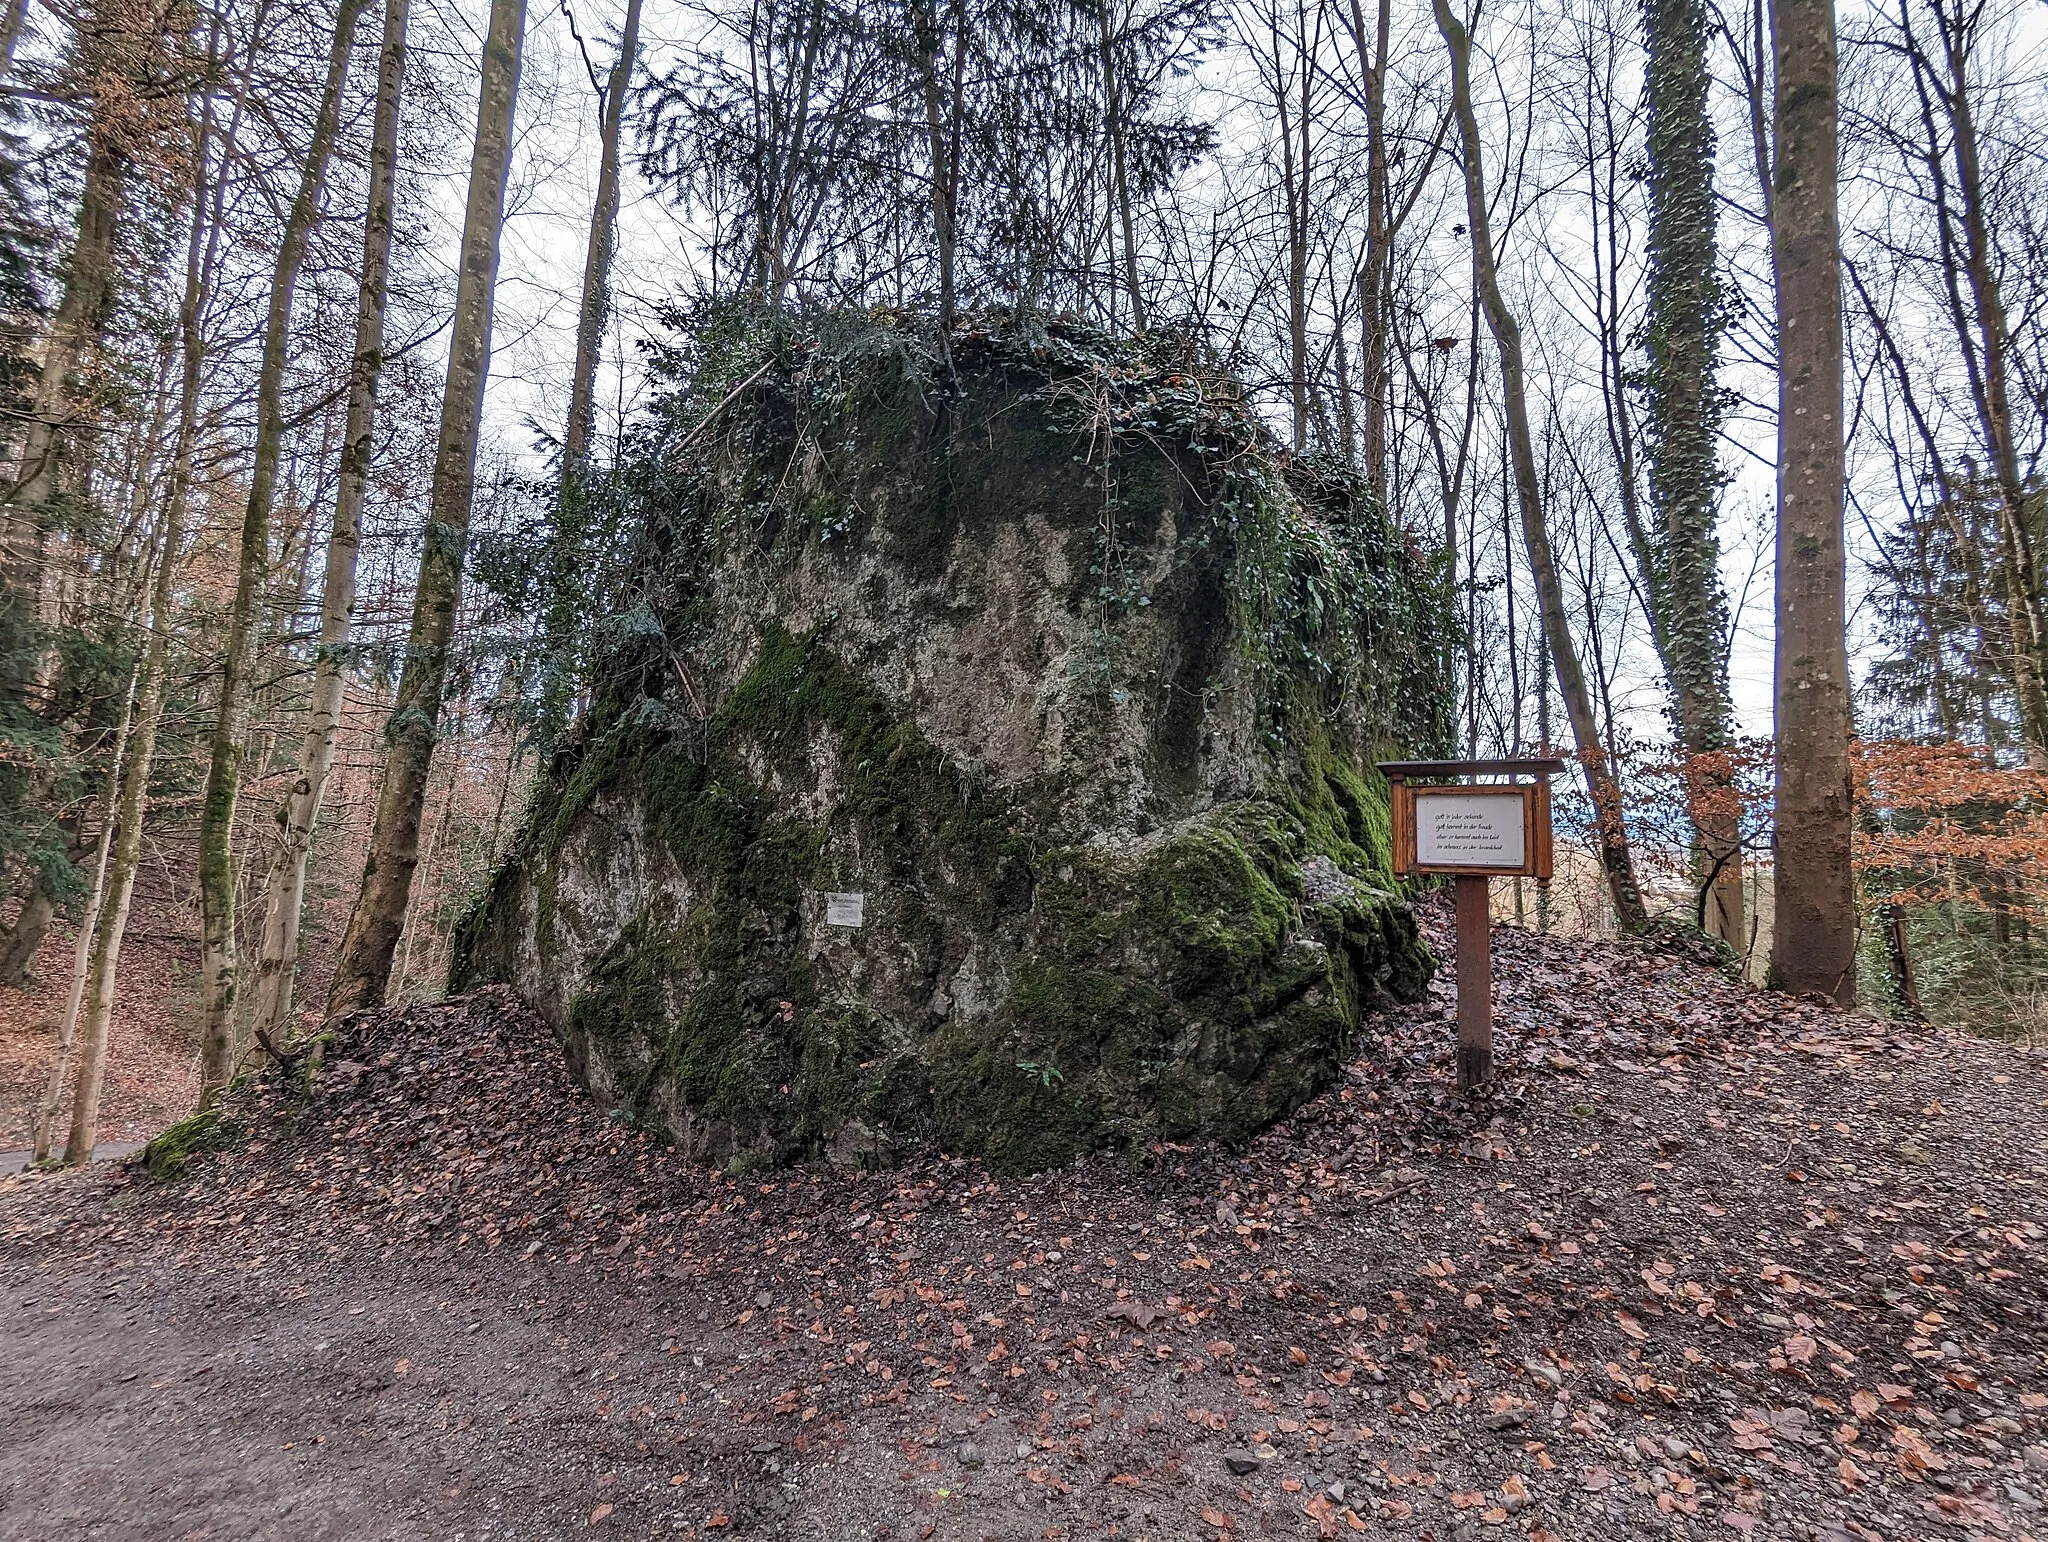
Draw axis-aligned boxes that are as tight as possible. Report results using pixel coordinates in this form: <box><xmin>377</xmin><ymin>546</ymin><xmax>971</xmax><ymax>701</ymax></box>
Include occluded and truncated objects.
<box><xmin>1</xmin><ymin>0</ymin><xmax>2044</xmax><ymax>1160</ymax></box>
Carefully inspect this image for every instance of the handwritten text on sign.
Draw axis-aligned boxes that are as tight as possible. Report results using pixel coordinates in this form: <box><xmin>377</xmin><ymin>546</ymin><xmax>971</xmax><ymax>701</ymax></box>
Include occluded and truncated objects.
<box><xmin>1415</xmin><ymin>793</ymin><xmax>1526</xmax><ymax>869</ymax></box>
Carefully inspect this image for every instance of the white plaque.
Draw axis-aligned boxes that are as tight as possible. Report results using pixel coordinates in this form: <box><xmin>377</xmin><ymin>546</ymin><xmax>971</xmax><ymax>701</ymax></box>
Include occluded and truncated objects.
<box><xmin>824</xmin><ymin>891</ymin><xmax>866</xmax><ymax>928</ymax></box>
<box><xmin>1416</xmin><ymin>792</ymin><xmax>1526</xmax><ymax>869</ymax></box>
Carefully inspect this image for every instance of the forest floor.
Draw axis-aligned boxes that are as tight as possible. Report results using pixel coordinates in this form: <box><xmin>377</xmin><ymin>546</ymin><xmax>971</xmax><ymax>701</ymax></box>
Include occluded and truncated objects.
<box><xmin>0</xmin><ymin>845</ymin><xmax>358</xmax><ymax>1159</ymax></box>
<box><xmin>2</xmin><ymin>904</ymin><xmax>2046</xmax><ymax>1542</ymax></box>
<box><xmin>0</xmin><ymin>854</ymin><xmax>205</xmax><ymax>1156</ymax></box>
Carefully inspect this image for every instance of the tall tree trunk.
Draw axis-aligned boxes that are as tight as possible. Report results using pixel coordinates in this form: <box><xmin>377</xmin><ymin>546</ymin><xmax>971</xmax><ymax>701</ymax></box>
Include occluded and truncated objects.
<box><xmin>1347</xmin><ymin>0</ymin><xmax>1392</xmax><ymax>504</ymax></box>
<box><xmin>912</xmin><ymin>0</ymin><xmax>969</xmax><ymax>339</ymax></box>
<box><xmin>0</xmin><ymin>0</ymin><xmax>30</xmax><ymax>83</ymax></box>
<box><xmin>194</xmin><ymin>0</ymin><xmax>369</xmax><ymax>1095</ymax></box>
<box><xmin>561</xmin><ymin>0</ymin><xmax>639</xmax><ymax>480</ymax></box>
<box><xmin>1767</xmin><ymin>0</ymin><xmax>1855</xmax><ymax>1002</ymax></box>
<box><xmin>32</xmin><ymin>663</ymin><xmax>136</xmax><ymax>1161</ymax></box>
<box><xmin>1913</xmin><ymin>0</ymin><xmax>2048</xmax><ymax>765</ymax></box>
<box><xmin>1642</xmin><ymin>0</ymin><xmax>1744</xmax><ymax>945</ymax></box>
<box><xmin>247</xmin><ymin>0</ymin><xmax>409</xmax><ymax>1048</ymax></box>
<box><xmin>542</xmin><ymin>0</ymin><xmax>640</xmax><ymax>746</ymax></box>
<box><xmin>60</xmin><ymin>22</ymin><xmax>236</xmax><ymax>1161</ymax></box>
<box><xmin>395</xmin><ymin>698</ymin><xmax>464</xmax><ymax>996</ymax></box>
<box><xmin>326</xmin><ymin>0</ymin><xmax>526</xmax><ymax>1016</ymax></box>
<box><xmin>1435</xmin><ymin>0</ymin><xmax>1648</xmax><ymax>931</ymax></box>
<box><xmin>0</xmin><ymin>131</ymin><xmax>123</xmax><ymax>704</ymax></box>
<box><xmin>1097</xmin><ymin>0</ymin><xmax>1145</xmax><ymax>334</ymax></box>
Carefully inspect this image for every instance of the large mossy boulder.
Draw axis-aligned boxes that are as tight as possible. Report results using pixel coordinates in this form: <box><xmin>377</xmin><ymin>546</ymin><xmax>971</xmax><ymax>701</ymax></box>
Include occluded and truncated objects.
<box><xmin>455</xmin><ymin>313</ymin><xmax>1452</xmax><ymax>1173</ymax></box>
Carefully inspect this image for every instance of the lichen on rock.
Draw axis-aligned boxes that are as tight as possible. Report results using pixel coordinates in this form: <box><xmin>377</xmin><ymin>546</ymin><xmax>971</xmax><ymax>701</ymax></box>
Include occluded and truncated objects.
<box><xmin>454</xmin><ymin>309</ymin><xmax>1453</xmax><ymax>1174</ymax></box>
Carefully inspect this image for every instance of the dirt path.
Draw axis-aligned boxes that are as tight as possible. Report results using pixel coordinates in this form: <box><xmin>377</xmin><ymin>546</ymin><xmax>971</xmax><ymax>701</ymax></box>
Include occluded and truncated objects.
<box><xmin>4</xmin><ymin>912</ymin><xmax>2046</xmax><ymax>1541</ymax></box>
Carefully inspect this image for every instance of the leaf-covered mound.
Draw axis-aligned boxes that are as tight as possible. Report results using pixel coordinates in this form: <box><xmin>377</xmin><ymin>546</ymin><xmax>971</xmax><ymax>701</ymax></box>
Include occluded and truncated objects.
<box><xmin>456</xmin><ymin>309</ymin><xmax>1453</xmax><ymax>1174</ymax></box>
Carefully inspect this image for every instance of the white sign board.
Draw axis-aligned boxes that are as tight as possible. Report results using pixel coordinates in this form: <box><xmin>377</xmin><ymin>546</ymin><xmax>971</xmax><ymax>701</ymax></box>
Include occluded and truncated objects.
<box><xmin>824</xmin><ymin>891</ymin><xmax>866</xmax><ymax>928</ymax></box>
<box><xmin>1416</xmin><ymin>793</ymin><xmax>1526</xmax><ymax>869</ymax></box>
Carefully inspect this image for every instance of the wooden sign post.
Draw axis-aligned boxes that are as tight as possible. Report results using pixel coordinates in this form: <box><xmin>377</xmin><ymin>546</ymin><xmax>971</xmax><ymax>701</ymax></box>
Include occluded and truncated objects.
<box><xmin>1379</xmin><ymin>758</ymin><xmax>1566</xmax><ymax>1091</ymax></box>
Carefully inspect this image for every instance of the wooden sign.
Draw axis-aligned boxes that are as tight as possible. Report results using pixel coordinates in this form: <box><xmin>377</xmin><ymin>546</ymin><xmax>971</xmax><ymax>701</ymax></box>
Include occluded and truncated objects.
<box><xmin>1391</xmin><ymin>782</ymin><xmax>1552</xmax><ymax>879</ymax></box>
<box><xmin>1378</xmin><ymin>758</ymin><xmax>1567</xmax><ymax>1093</ymax></box>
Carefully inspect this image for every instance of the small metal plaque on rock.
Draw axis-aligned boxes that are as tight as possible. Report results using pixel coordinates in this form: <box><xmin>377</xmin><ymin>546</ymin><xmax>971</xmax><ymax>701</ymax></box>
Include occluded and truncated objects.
<box><xmin>824</xmin><ymin>892</ymin><xmax>866</xmax><ymax>928</ymax></box>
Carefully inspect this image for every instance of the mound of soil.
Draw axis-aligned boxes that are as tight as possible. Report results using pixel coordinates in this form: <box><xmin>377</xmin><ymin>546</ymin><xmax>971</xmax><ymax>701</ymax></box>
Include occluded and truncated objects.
<box><xmin>3</xmin><ymin>904</ymin><xmax>2045</xmax><ymax>1542</ymax></box>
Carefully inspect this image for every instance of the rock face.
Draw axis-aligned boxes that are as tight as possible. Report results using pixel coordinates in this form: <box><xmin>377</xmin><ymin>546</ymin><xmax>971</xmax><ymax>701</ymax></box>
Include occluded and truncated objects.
<box><xmin>455</xmin><ymin>317</ymin><xmax>1451</xmax><ymax>1172</ymax></box>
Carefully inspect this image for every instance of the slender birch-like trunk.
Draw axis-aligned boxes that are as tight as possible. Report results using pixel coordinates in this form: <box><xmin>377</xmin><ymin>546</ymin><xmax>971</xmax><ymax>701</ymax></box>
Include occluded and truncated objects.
<box><xmin>327</xmin><ymin>0</ymin><xmax>527</xmax><ymax>1015</ymax></box>
<box><xmin>248</xmin><ymin>0</ymin><xmax>409</xmax><ymax>1047</ymax></box>
<box><xmin>195</xmin><ymin>0</ymin><xmax>369</xmax><ymax>1095</ymax></box>
<box><xmin>32</xmin><ymin>665</ymin><xmax>137</xmax><ymax>1161</ymax></box>
<box><xmin>1767</xmin><ymin>0</ymin><xmax>1855</xmax><ymax>1001</ymax></box>
<box><xmin>1434</xmin><ymin>0</ymin><xmax>1648</xmax><ymax>931</ymax></box>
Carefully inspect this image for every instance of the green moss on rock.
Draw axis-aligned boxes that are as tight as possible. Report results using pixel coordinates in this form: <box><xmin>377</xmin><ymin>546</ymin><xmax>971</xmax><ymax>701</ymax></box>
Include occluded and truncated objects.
<box><xmin>458</xmin><ymin>311</ymin><xmax>1448</xmax><ymax>1175</ymax></box>
<box><xmin>140</xmin><ymin>1109</ymin><xmax>232</xmax><ymax>1179</ymax></box>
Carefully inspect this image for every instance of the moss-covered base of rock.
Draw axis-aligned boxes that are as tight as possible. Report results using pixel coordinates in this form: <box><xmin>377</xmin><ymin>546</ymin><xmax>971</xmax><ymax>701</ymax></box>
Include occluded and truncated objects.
<box><xmin>140</xmin><ymin>1109</ymin><xmax>235</xmax><ymax>1179</ymax></box>
<box><xmin>456</xmin><ymin>312</ymin><xmax>1448</xmax><ymax>1175</ymax></box>
<box><xmin>462</xmin><ymin>622</ymin><xmax>1425</xmax><ymax>1175</ymax></box>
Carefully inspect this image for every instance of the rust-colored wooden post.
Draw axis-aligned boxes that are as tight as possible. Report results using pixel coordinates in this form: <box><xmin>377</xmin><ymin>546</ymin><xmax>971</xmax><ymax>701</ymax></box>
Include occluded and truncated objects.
<box><xmin>1454</xmin><ymin>873</ymin><xmax>1492</xmax><ymax>1090</ymax></box>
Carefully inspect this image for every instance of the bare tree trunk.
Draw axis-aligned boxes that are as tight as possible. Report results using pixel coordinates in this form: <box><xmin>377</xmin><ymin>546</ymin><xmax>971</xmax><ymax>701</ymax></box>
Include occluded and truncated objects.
<box><xmin>1</xmin><ymin>131</ymin><xmax>123</xmax><ymax>704</ymax></box>
<box><xmin>60</xmin><ymin>27</ymin><xmax>237</xmax><ymax>1162</ymax></box>
<box><xmin>1435</xmin><ymin>0</ymin><xmax>1648</xmax><ymax>931</ymax></box>
<box><xmin>1912</xmin><ymin>0</ymin><xmax>2048</xmax><ymax>765</ymax></box>
<box><xmin>248</xmin><ymin>0</ymin><xmax>409</xmax><ymax>1048</ymax></box>
<box><xmin>1767</xmin><ymin>0</ymin><xmax>1855</xmax><ymax>1002</ymax></box>
<box><xmin>32</xmin><ymin>664</ymin><xmax>137</xmax><ymax>1161</ymax></box>
<box><xmin>395</xmin><ymin>699</ymin><xmax>463</xmax><ymax>997</ymax></box>
<box><xmin>912</xmin><ymin>0</ymin><xmax>969</xmax><ymax>339</ymax></box>
<box><xmin>1880</xmin><ymin>901</ymin><xmax>1921</xmax><ymax>1019</ymax></box>
<box><xmin>0</xmin><ymin>58</ymin><xmax>135</xmax><ymax>961</ymax></box>
<box><xmin>1347</xmin><ymin>0</ymin><xmax>1392</xmax><ymax>504</ymax></box>
<box><xmin>1266</xmin><ymin>0</ymin><xmax>1317</xmax><ymax>452</ymax></box>
<box><xmin>0</xmin><ymin>0</ymin><xmax>30</xmax><ymax>82</ymax></box>
<box><xmin>541</xmin><ymin>0</ymin><xmax>640</xmax><ymax>746</ymax></box>
<box><xmin>327</xmin><ymin>0</ymin><xmax>526</xmax><ymax>1016</ymax></box>
<box><xmin>1097</xmin><ymin>0</ymin><xmax>1145</xmax><ymax>333</ymax></box>
<box><xmin>195</xmin><ymin>0</ymin><xmax>369</xmax><ymax>1096</ymax></box>
<box><xmin>561</xmin><ymin>0</ymin><xmax>640</xmax><ymax>478</ymax></box>
<box><xmin>0</xmin><ymin>886</ymin><xmax>55</xmax><ymax>984</ymax></box>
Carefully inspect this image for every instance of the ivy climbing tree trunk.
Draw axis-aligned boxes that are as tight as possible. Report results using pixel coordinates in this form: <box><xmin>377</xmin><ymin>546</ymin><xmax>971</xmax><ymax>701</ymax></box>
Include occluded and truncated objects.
<box><xmin>1435</xmin><ymin>0</ymin><xmax>1648</xmax><ymax>932</ymax></box>
<box><xmin>327</xmin><ymin>0</ymin><xmax>527</xmax><ymax>1016</ymax></box>
<box><xmin>1641</xmin><ymin>0</ymin><xmax>1744</xmax><ymax>946</ymax></box>
<box><xmin>1768</xmin><ymin>0</ymin><xmax>1856</xmax><ymax>1002</ymax></box>
<box><xmin>248</xmin><ymin>0</ymin><xmax>409</xmax><ymax>1048</ymax></box>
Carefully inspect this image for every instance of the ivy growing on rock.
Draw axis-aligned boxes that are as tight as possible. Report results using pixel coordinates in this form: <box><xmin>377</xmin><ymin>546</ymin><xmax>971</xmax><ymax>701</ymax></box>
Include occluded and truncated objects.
<box><xmin>458</xmin><ymin>304</ymin><xmax>1452</xmax><ymax>1174</ymax></box>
